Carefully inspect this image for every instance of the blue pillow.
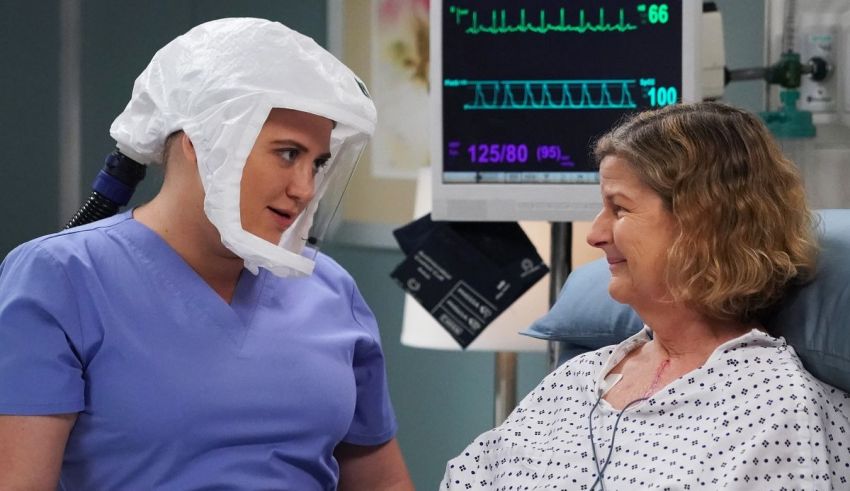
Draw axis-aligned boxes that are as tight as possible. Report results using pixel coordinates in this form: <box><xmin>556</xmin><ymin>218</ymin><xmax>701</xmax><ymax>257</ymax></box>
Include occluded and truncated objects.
<box><xmin>521</xmin><ymin>258</ymin><xmax>643</xmax><ymax>347</ymax></box>
<box><xmin>523</xmin><ymin>209</ymin><xmax>850</xmax><ymax>394</ymax></box>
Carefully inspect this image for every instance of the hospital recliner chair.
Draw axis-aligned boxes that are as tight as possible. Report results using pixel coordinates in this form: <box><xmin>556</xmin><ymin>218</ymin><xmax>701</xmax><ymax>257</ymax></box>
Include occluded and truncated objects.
<box><xmin>524</xmin><ymin>209</ymin><xmax>850</xmax><ymax>394</ymax></box>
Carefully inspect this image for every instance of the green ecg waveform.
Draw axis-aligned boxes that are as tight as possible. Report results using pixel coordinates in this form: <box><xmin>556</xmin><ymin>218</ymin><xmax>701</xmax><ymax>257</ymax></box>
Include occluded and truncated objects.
<box><xmin>448</xmin><ymin>6</ymin><xmax>638</xmax><ymax>35</ymax></box>
<box><xmin>445</xmin><ymin>79</ymin><xmax>638</xmax><ymax>110</ymax></box>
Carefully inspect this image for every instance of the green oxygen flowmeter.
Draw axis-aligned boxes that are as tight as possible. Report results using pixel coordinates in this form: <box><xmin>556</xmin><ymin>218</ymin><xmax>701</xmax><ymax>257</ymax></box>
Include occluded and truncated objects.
<box><xmin>727</xmin><ymin>51</ymin><xmax>830</xmax><ymax>138</ymax></box>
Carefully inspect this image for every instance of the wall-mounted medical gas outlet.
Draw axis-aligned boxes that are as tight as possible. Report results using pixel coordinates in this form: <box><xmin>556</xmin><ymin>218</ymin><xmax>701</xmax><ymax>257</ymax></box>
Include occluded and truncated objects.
<box><xmin>767</xmin><ymin>0</ymin><xmax>849</xmax><ymax>125</ymax></box>
<box><xmin>798</xmin><ymin>18</ymin><xmax>837</xmax><ymax>115</ymax></box>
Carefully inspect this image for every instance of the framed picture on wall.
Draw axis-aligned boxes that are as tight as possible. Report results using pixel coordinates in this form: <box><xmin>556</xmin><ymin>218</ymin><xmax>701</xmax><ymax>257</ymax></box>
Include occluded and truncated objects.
<box><xmin>369</xmin><ymin>0</ymin><xmax>431</xmax><ymax>179</ymax></box>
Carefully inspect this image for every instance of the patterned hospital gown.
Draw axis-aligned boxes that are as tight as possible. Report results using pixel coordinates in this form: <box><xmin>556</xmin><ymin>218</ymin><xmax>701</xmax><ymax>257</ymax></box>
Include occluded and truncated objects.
<box><xmin>442</xmin><ymin>328</ymin><xmax>850</xmax><ymax>490</ymax></box>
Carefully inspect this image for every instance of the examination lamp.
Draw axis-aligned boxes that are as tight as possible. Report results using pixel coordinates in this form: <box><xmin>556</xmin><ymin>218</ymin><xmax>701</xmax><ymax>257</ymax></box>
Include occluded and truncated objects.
<box><xmin>399</xmin><ymin>168</ymin><xmax>549</xmax><ymax>425</ymax></box>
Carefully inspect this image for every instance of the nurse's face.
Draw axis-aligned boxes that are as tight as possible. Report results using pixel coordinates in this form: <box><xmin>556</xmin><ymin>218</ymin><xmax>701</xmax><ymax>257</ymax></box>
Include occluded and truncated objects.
<box><xmin>586</xmin><ymin>155</ymin><xmax>678</xmax><ymax>311</ymax></box>
<box><xmin>239</xmin><ymin>108</ymin><xmax>333</xmax><ymax>245</ymax></box>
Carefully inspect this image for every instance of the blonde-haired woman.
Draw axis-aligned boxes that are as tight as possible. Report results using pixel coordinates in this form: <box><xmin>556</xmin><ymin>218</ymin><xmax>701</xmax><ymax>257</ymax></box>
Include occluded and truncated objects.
<box><xmin>442</xmin><ymin>102</ymin><xmax>849</xmax><ymax>490</ymax></box>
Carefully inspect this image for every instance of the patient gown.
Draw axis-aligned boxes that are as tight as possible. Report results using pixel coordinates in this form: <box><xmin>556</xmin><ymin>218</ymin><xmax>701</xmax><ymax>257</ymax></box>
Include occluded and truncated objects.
<box><xmin>442</xmin><ymin>328</ymin><xmax>850</xmax><ymax>490</ymax></box>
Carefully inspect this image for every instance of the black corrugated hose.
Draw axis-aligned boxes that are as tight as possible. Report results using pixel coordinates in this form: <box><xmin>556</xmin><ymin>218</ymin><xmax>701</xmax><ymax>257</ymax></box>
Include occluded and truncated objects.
<box><xmin>64</xmin><ymin>150</ymin><xmax>146</xmax><ymax>229</ymax></box>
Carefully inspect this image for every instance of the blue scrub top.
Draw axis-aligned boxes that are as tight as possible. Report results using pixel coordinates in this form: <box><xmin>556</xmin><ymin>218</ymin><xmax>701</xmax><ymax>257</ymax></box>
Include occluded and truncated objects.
<box><xmin>0</xmin><ymin>212</ymin><xmax>397</xmax><ymax>490</ymax></box>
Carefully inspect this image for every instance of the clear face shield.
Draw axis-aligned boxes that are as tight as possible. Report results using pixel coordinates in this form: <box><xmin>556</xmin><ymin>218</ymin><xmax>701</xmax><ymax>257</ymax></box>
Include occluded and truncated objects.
<box><xmin>303</xmin><ymin>127</ymin><xmax>370</xmax><ymax>251</ymax></box>
<box><xmin>109</xmin><ymin>18</ymin><xmax>376</xmax><ymax>278</ymax></box>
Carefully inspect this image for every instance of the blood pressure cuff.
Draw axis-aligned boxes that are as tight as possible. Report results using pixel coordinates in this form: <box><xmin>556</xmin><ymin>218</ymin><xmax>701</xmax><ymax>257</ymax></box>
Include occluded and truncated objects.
<box><xmin>390</xmin><ymin>214</ymin><xmax>549</xmax><ymax>348</ymax></box>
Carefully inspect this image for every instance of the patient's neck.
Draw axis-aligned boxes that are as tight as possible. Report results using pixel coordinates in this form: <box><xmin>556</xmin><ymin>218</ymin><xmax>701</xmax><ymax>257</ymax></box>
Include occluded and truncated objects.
<box><xmin>641</xmin><ymin>307</ymin><xmax>755</xmax><ymax>365</ymax></box>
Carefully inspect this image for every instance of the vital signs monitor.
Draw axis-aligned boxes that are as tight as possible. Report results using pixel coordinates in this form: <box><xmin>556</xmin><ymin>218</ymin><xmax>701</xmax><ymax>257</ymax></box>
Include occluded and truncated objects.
<box><xmin>430</xmin><ymin>0</ymin><xmax>701</xmax><ymax>221</ymax></box>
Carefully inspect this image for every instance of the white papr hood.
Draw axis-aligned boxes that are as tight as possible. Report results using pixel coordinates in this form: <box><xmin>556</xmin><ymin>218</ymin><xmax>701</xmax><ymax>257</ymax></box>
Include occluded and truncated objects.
<box><xmin>110</xmin><ymin>17</ymin><xmax>376</xmax><ymax>277</ymax></box>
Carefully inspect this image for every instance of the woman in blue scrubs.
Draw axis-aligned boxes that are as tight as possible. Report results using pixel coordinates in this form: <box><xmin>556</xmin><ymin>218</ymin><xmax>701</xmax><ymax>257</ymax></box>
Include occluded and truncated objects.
<box><xmin>0</xmin><ymin>18</ymin><xmax>413</xmax><ymax>491</ymax></box>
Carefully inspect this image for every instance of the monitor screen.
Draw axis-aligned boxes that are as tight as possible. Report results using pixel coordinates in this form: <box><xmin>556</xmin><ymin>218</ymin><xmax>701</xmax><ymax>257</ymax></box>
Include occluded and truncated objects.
<box><xmin>430</xmin><ymin>0</ymin><xmax>701</xmax><ymax>221</ymax></box>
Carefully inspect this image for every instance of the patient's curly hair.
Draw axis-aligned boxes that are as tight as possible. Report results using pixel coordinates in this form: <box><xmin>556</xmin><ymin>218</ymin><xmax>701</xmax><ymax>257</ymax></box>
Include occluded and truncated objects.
<box><xmin>593</xmin><ymin>101</ymin><xmax>818</xmax><ymax>323</ymax></box>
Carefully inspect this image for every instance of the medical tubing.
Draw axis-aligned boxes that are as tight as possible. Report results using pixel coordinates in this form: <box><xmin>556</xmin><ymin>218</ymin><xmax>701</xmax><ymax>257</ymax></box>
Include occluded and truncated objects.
<box><xmin>64</xmin><ymin>150</ymin><xmax>146</xmax><ymax>229</ymax></box>
<box><xmin>588</xmin><ymin>395</ymin><xmax>648</xmax><ymax>490</ymax></box>
<box><xmin>781</xmin><ymin>0</ymin><xmax>797</xmax><ymax>54</ymax></box>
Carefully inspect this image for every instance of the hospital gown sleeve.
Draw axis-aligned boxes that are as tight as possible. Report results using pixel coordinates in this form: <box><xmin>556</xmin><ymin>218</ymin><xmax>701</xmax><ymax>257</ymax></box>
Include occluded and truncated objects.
<box><xmin>341</xmin><ymin>281</ymin><xmax>398</xmax><ymax>446</ymax></box>
<box><xmin>0</xmin><ymin>242</ymin><xmax>85</xmax><ymax>415</ymax></box>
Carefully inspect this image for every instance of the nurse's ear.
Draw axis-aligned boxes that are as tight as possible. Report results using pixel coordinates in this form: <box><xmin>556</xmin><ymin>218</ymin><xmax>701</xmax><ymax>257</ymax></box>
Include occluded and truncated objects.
<box><xmin>159</xmin><ymin>131</ymin><xmax>200</xmax><ymax>186</ymax></box>
<box><xmin>179</xmin><ymin>133</ymin><xmax>197</xmax><ymax>166</ymax></box>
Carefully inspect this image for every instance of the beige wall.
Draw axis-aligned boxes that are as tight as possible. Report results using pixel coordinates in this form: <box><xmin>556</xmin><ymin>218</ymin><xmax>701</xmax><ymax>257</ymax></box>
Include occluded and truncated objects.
<box><xmin>340</xmin><ymin>0</ymin><xmax>417</xmax><ymax>226</ymax></box>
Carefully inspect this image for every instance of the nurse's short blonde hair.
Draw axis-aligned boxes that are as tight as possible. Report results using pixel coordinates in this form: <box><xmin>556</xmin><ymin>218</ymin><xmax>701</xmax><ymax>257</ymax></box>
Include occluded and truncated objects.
<box><xmin>593</xmin><ymin>101</ymin><xmax>818</xmax><ymax>323</ymax></box>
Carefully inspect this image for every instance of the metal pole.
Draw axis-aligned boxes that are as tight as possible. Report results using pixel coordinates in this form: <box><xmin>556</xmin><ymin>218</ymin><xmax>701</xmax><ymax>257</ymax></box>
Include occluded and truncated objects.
<box><xmin>58</xmin><ymin>0</ymin><xmax>82</xmax><ymax>227</ymax></box>
<box><xmin>493</xmin><ymin>221</ymin><xmax>572</xmax><ymax>425</ymax></box>
<box><xmin>547</xmin><ymin>222</ymin><xmax>573</xmax><ymax>371</ymax></box>
<box><xmin>494</xmin><ymin>351</ymin><xmax>518</xmax><ymax>425</ymax></box>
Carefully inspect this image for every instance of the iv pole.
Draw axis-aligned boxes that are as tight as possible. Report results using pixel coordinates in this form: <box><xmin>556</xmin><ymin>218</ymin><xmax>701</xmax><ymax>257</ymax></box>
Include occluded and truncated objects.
<box><xmin>547</xmin><ymin>222</ymin><xmax>572</xmax><ymax>371</ymax></box>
